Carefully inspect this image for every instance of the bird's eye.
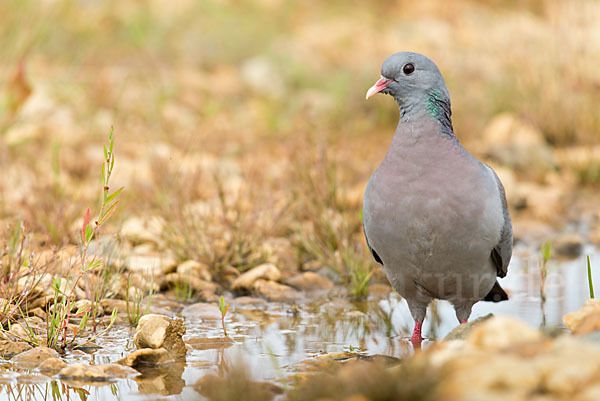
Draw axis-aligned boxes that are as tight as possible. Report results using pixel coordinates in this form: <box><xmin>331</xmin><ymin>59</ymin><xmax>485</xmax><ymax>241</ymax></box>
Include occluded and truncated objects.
<box><xmin>403</xmin><ymin>63</ymin><xmax>415</xmax><ymax>75</ymax></box>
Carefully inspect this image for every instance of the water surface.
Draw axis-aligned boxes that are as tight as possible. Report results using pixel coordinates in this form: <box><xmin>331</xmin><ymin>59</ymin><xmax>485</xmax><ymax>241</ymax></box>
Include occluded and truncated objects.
<box><xmin>0</xmin><ymin>247</ymin><xmax>597</xmax><ymax>400</ymax></box>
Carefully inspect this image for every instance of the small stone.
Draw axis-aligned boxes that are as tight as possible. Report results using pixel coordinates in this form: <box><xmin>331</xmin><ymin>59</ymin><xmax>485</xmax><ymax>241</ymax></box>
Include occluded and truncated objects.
<box><xmin>72</xmin><ymin>299</ymin><xmax>104</xmax><ymax>317</ymax></box>
<box><xmin>552</xmin><ymin>234</ymin><xmax>584</xmax><ymax>259</ymax></box>
<box><xmin>29</xmin><ymin>308</ymin><xmax>48</xmax><ymax>320</ymax></box>
<box><xmin>28</xmin><ymin>295</ymin><xmax>54</xmax><ymax>310</ymax></box>
<box><xmin>231</xmin><ymin>263</ymin><xmax>281</xmax><ymax>291</ymax></box>
<box><xmin>12</xmin><ymin>347</ymin><xmax>60</xmax><ymax>368</ymax></box>
<box><xmin>127</xmin><ymin>286</ymin><xmax>144</xmax><ymax>301</ymax></box>
<box><xmin>8</xmin><ymin>323</ymin><xmax>29</xmax><ymax>339</ymax></box>
<box><xmin>262</xmin><ymin>237</ymin><xmax>296</xmax><ymax>268</ymax></box>
<box><xmin>467</xmin><ymin>316</ymin><xmax>540</xmax><ymax>349</ymax></box>
<box><xmin>252</xmin><ymin>279</ymin><xmax>301</xmax><ymax>302</ymax></box>
<box><xmin>221</xmin><ymin>265</ymin><xmax>241</xmax><ymax>288</ymax></box>
<box><xmin>120</xmin><ymin>216</ymin><xmax>164</xmax><ymax>245</ymax></box>
<box><xmin>99</xmin><ymin>298</ymin><xmax>165</xmax><ymax>317</ymax></box>
<box><xmin>300</xmin><ymin>259</ymin><xmax>323</xmax><ymax>271</ymax></box>
<box><xmin>161</xmin><ymin>273</ymin><xmax>217</xmax><ymax>294</ymax></box>
<box><xmin>0</xmin><ymin>341</ymin><xmax>32</xmax><ymax>359</ymax></box>
<box><xmin>117</xmin><ymin>348</ymin><xmax>174</xmax><ymax>368</ymax></box>
<box><xmin>444</xmin><ymin>314</ymin><xmax>494</xmax><ymax>341</ymax></box>
<box><xmin>58</xmin><ymin>363</ymin><xmax>111</xmax><ymax>382</ymax></box>
<box><xmin>125</xmin><ymin>254</ymin><xmax>177</xmax><ymax>276</ymax></box>
<box><xmin>99</xmin><ymin>299</ymin><xmax>129</xmax><ymax>314</ymax></box>
<box><xmin>95</xmin><ymin>363</ymin><xmax>139</xmax><ymax>378</ymax></box>
<box><xmin>129</xmin><ymin>272</ymin><xmax>161</xmax><ymax>293</ymax></box>
<box><xmin>39</xmin><ymin>357</ymin><xmax>67</xmax><ymax>374</ymax></box>
<box><xmin>176</xmin><ymin>260</ymin><xmax>212</xmax><ymax>282</ymax></box>
<box><xmin>134</xmin><ymin>314</ymin><xmax>187</xmax><ymax>356</ymax></box>
<box><xmin>16</xmin><ymin>278</ymin><xmax>45</xmax><ymax>301</ymax></box>
<box><xmin>564</xmin><ymin>299</ymin><xmax>600</xmax><ymax>332</ymax></box>
<box><xmin>222</xmin><ymin>265</ymin><xmax>241</xmax><ymax>278</ymax></box>
<box><xmin>284</xmin><ymin>272</ymin><xmax>334</xmax><ymax>291</ymax></box>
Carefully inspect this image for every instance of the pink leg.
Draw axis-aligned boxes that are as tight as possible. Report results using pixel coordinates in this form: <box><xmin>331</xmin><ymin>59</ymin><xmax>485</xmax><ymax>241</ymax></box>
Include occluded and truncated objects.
<box><xmin>410</xmin><ymin>320</ymin><xmax>423</xmax><ymax>349</ymax></box>
<box><xmin>460</xmin><ymin>319</ymin><xmax>467</xmax><ymax>324</ymax></box>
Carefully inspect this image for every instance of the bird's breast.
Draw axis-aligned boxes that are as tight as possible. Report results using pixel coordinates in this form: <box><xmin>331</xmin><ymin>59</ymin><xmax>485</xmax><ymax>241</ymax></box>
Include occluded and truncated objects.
<box><xmin>363</xmin><ymin>139</ymin><xmax>501</xmax><ymax>271</ymax></box>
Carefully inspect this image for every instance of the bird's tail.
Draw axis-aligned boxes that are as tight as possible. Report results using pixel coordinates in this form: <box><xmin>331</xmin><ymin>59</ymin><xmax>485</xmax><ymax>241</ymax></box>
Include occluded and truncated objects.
<box><xmin>483</xmin><ymin>280</ymin><xmax>508</xmax><ymax>302</ymax></box>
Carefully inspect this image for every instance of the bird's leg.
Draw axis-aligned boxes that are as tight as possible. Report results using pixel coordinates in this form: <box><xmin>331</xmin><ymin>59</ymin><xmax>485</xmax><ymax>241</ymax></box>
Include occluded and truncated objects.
<box><xmin>410</xmin><ymin>320</ymin><xmax>423</xmax><ymax>349</ymax></box>
<box><xmin>460</xmin><ymin>319</ymin><xmax>467</xmax><ymax>324</ymax></box>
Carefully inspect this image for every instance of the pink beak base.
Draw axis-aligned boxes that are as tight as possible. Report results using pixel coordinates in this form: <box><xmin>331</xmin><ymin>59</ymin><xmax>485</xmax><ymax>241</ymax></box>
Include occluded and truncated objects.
<box><xmin>365</xmin><ymin>77</ymin><xmax>392</xmax><ymax>99</ymax></box>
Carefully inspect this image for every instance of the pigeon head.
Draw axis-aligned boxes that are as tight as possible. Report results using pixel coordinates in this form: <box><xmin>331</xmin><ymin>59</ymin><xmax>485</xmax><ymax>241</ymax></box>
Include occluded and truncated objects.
<box><xmin>366</xmin><ymin>52</ymin><xmax>453</xmax><ymax>134</ymax></box>
<box><xmin>366</xmin><ymin>52</ymin><xmax>449</xmax><ymax>103</ymax></box>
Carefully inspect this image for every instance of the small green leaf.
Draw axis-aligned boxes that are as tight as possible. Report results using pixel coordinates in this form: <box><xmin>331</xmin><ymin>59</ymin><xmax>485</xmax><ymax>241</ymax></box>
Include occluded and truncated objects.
<box><xmin>85</xmin><ymin>225</ymin><xmax>93</xmax><ymax>243</ymax></box>
<box><xmin>103</xmin><ymin>145</ymin><xmax>108</xmax><ymax>160</ymax></box>
<box><xmin>78</xmin><ymin>312</ymin><xmax>89</xmax><ymax>331</ymax></box>
<box><xmin>98</xmin><ymin>200</ymin><xmax>119</xmax><ymax>225</ymax></box>
<box><xmin>75</xmin><ymin>304</ymin><xmax>89</xmax><ymax>316</ymax></box>
<box><xmin>588</xmin><ymin>255</ymin><xmax>595</xmax><ymax>299</ymax></box>
<box><xmin>219</xmin><ymin>296</ymin><xmax>225</xmax><ymax>314</ymax></box>
<box><xmin>52</xmin><ymin>278</ymin><xmax>62</xmax><ymax>294</ymax></box>
<box><xmin>105</xmin><ymin>186</ymin><xmax>124</xmax><ymax>204</ymax></box>
<box><xmin>85</xmin><ymin>259</ymin><xmax>103</xmax><ymax>272</ymax></box>
<box><xmin>541</xmin><ymin>241</ymin><xmax>552</xmax><ymax>263</ymax></box>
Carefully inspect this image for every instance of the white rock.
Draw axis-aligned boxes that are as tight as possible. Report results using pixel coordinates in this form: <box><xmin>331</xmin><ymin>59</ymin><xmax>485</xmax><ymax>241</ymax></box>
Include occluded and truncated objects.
<box><xmin>134</xmin><ymin>314</ymin><xmax>170</xmax><ymax>349</ymax></box>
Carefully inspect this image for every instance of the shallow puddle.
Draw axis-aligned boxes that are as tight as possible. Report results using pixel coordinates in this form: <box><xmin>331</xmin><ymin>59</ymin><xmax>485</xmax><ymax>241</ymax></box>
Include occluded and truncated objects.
<box><xmin>0</xmin><ymin>248</ymin><xmax>598</xmax><ymax>400</ymax></box>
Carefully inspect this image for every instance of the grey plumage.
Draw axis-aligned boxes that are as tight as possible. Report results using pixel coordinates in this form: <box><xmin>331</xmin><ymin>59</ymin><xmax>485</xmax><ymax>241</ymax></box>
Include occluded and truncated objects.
<box><xmin>363</xmin><ymin>52</ymin><xmax>512</xmax><ymax>344</ymax></box>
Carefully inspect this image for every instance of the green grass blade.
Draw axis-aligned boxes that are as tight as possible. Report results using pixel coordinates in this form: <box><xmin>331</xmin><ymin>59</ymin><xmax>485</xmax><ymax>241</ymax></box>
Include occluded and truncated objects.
<box><xmin>588</xmin><ymin>255</ymin><xmax>595</xmax><ymax>299</ymax></box>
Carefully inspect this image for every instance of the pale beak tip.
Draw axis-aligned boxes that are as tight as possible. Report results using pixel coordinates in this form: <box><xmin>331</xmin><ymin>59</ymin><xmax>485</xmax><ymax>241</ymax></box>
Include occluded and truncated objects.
<box><xmin>365</xmin><ymin>77</ymin><xmax>391</xmax><ymax>100</ymax></box>
<box><xmin>365</xmin><ymin>85</ymin><xmax>378</xmax><ymax>100</ymax></box>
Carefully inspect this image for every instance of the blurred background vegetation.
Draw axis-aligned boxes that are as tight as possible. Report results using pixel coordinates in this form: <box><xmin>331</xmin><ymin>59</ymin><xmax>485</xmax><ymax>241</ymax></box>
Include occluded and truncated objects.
<box><xmin>1</xmin><ymin>0</ymin><xmax>599</xmax><ymax>280</ymax></box>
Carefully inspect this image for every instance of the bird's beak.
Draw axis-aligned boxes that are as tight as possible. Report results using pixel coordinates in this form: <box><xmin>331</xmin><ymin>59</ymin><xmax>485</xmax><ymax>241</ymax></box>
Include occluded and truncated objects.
<box><xmin>365</xmin><ymin>77</ymin><xmax>392</xmax><ymax>99</ymax></box>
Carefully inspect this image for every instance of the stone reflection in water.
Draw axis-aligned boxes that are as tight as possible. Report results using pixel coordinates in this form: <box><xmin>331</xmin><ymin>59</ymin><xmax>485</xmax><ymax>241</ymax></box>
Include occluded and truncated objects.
<box><xmin>134</xmin><ymin>361</ymin><xmax>185</xmax><ymax>396</ymax></box>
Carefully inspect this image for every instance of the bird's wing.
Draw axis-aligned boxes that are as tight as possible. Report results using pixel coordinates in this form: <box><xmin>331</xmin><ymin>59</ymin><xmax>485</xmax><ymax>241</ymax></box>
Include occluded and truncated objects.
<box><xmin>486</xmin><ymin>165</ymin><xmax>513</xmax><ymax>278</ymax></box>
<box><xmin>363</xmin><ymin>222</ymin><xmax>383</xmax><ymax>265</ymax></box>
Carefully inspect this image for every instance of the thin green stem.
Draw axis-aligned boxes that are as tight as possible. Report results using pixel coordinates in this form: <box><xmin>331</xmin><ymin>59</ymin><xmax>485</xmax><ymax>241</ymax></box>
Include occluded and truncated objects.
<box><xmin>588</xmin><ymin>255</ymin><xmax>595</xmax><ymax>299</ymax></box>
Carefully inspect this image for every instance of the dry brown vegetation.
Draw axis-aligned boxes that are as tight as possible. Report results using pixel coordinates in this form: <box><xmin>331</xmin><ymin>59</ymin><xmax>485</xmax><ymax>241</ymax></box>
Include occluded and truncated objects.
<box><xmin>2</xmin><ymin>0</ymin><xmax>600</xmax><ymax>256</ymax></box>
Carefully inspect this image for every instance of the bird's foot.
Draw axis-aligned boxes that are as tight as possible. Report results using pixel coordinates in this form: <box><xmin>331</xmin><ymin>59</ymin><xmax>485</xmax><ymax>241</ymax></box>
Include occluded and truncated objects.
<box><xmin>410</xmin><ymin>321</ymin><xmax>423</xmax><ymax>350</ymax></box>
<box><xmin>460</xmin><ymin>319</ymin><xmax>468</xmax><ymax>324</ymax></box>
